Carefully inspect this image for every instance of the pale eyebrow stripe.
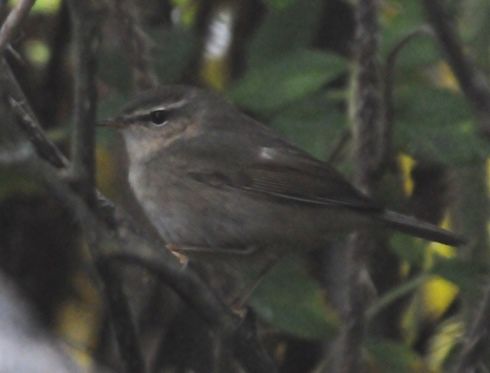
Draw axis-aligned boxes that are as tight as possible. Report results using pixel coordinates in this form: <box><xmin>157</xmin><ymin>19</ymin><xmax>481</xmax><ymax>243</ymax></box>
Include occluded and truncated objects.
<box><xmin>130</xmin><ymin>98</ymin><xmax>188</xmax><ymax>118</ymax></box>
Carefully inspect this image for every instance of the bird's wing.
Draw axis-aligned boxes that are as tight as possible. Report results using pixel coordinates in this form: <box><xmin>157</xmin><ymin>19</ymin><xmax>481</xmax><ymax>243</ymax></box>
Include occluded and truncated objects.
<box><xmin>187</xmin><ymin>145</ymin><xmax>380</xmax><ymax>212</ymax></box>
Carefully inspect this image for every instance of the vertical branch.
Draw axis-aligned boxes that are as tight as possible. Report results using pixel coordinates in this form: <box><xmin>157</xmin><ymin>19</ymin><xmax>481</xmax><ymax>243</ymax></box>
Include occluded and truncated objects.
<box><xmin>113</xmin><ymin>0</ymin><xmax>158</xmax><ymax>91</ymax></box>
<box><xmin>353</xmin><ymin>0</ymin><xmax>382</xmax><ymax>189</ymax></box>
<box><xmin>68</xmin><ymin>3</ymin><xmax>147</xmax><ymax>372</ymax></box>
<box><xmin>67</xmin><ymin>1</ymin><xmax>103</xmax><ymax>204</ymax></box>
<box><xmin>340</xmin><ymin>0</ymin><xmax>381</xmax><ymax>372</ymax></box>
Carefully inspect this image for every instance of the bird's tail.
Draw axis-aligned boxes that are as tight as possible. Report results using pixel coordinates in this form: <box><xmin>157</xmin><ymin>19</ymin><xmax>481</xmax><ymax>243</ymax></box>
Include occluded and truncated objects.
<box><xmin>379</xmin><ymin>210</ymin><xmax>465</xmax><ymax>246</ymax></box>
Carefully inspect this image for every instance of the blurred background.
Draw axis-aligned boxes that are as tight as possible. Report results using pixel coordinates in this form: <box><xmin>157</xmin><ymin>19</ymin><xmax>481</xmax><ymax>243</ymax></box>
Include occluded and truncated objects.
<box><xmin>0</xmin><ymin>0</ymin><xmax>489</xmax><ymax>372</ymax></box>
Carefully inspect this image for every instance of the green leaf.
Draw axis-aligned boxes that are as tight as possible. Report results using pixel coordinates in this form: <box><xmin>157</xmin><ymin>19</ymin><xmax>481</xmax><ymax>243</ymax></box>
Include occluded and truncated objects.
<box><xmin>389</xmin><ymin>234</ymin><xmax>427</xmax><ymax>265</ymax></box>
<box><xmin>394</xmin><ymin>85</ymin><xmax>488</xmax><ymax>164</ymax></box>
<box><xmin>431</xmin><ymin>257</ymin><xmax>484</xmax><ymax>297</ymax></box>
<box><xmin>248</xmin><ymin>0</ymin><xmax>323</xmax><ymax>66</ymax></box>
<box><xmin>390</xmin><ymin>33</ymin><xmax>441</xmax><ymax>71</ymax></box>
<box><xmin>366</xmin><ymin>338</ymin><xmax>426</xmax><ymax>373</ymax></box>
<box><xmin>250</xmin><ymin>257</ymin><xmax>340</xmax><ymax>340</ymax></box>
<box><xmin>269</xmin><ymin>92</ymin><xmax>347</xmax><ymax>159</ymax></box>
<box><xmin>228</xmin><ymin>49</ymin><xmax>347</xmax><ymax>113</ymax></box>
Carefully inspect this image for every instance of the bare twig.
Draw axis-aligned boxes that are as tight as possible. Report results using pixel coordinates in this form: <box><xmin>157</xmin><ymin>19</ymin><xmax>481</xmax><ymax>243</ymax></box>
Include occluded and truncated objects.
<box><xmin>1</xmin><ymin>58</ymin><xmax>67</xmax><ymax>168</ymax></box>
<box><xmin>340</xmin><ymin>0</ymin><xmax>382</xmax><ymax>372</ymax></box>
<box><xmin>67</xmin><ymin>1</ymin><xmax>106</xmax><ymax>203</ymax></box>
<box><xmin>112</xmin><ymin>0</ymin><xmax>158</xmax><ymax>91</ymax></box>
<box><xmin>421</xmin><ymin>0</ymin><xmax>490</xmax><ymax>136</ymax></box>
<box><xmin>0</xmin><ymin>0</ymin><xmax>35</xmax><ymax>56</ymax></box>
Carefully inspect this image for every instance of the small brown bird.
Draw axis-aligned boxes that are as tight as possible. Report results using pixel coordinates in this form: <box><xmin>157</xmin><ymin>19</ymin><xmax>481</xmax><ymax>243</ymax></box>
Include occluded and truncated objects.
<box><xmin>100</xmin><ymin>85</ymin><xmax>463</xmax><ymax>264</ymax></box>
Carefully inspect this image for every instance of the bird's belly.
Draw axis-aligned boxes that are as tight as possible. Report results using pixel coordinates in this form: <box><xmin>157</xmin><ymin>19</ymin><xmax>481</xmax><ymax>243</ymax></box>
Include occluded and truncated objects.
<box><xmin>130</xmin><ymin>169</ymin><xmax>370</xmax><ymax>250</ymax></box>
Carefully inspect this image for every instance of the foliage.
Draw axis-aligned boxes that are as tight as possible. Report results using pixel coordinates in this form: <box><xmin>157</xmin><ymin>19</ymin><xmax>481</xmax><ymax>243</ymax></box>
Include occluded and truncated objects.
<box><xmin>1</xmin><ymin>0</ymin><xmax>489</xmax><ymax>372</ymax></box>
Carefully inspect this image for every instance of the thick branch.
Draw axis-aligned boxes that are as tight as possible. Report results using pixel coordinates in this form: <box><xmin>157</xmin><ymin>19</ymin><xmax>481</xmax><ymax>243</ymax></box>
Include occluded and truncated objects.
<box><xmin>67</xmin><ymin>1</ymin><xmax>105</xmax><ymax>203</ymax></box>
<box><xmin>340</xmin><ymin>1</ymin><xmax>381</xmax><ymax>372</ymax></box>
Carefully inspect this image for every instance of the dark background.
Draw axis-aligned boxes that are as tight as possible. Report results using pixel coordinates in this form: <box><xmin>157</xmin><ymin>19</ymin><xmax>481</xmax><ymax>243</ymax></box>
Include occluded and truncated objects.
<box><xmin>0</xmin><ymin>0</ymin><xmax>489</xmax><ymax>372</ymax></box>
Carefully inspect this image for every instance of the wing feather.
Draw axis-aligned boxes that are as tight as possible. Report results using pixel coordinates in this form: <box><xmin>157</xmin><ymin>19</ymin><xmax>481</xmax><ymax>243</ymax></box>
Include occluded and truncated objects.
<box><xmin>188</xmin><ymin>145</ymin><xmax>380</xmax><ymax>211</ymax></box>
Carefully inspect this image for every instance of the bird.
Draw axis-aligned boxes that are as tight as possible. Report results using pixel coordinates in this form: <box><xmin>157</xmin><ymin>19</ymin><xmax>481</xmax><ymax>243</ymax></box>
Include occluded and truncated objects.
<box><xmin>99</xmin><ymin>85</ymin><xmax>463</xmax><ymax>267</ymax></box>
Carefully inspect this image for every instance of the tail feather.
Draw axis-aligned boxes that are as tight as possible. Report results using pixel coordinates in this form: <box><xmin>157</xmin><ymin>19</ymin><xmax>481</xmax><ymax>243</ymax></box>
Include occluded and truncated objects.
<box><xmin>379</xmin><ymin>210</ymin><xmax>465</xmax><ymax>246</ymax></box>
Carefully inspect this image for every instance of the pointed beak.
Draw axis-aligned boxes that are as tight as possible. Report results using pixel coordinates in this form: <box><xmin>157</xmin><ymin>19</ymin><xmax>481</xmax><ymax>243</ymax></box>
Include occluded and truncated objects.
<box><xmin>97</xmin><ymin>117</ymin><xmax>126</xmax><ymax>128</ymax></box>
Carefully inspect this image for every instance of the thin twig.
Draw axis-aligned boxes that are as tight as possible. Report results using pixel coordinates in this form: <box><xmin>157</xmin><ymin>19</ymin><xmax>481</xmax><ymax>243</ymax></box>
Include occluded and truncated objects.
<box><xmin>1</xmin><ymin>58</ymin><xmax>67</xmax><ymax>168</ymax></box>
<box><xmin>421</xmin><ymin>0</ymin><xmax>490</xmax><ymax>136</ymax></box>
<box><xmin>0</xmin><ymin>0</ymin><xmax>35</xmax><ymax>56</ymax></box>
<box><xmin>383</xmin><ymin>26</ymin><xmax>433</xmax><ymax>164</ymax></box>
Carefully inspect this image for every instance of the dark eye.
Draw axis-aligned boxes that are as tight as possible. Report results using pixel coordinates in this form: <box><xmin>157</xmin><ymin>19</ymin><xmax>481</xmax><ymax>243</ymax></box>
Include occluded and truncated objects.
<box><xmin>149</xmin><ymin>110</ymin><xmax>168</xmax><ymax>125</ymax></box>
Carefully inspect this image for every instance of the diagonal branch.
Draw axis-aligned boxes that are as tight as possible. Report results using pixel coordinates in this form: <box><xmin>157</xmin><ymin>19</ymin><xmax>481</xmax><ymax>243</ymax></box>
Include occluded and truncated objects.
<box><xmin>0</xmin><ymin>0</ymin><xmax>35</xmax><ymax>56</ymax></box>
<box><xmin>421</xmin><ymin>0</ymin><xmax>490</xmax><ymax>137</ymax></box>
<box><xmin>1</xmin><ymin>58</ymin><xmax>67</xmax><ymax>168</ymax></box>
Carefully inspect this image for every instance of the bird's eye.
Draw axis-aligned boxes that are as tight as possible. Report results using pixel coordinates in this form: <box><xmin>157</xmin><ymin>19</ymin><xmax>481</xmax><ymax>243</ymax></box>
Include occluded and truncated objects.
<box><xmin>149</xmin><ymin>110</ymin><xmax>168</xmax><ymax>125</ymax></box>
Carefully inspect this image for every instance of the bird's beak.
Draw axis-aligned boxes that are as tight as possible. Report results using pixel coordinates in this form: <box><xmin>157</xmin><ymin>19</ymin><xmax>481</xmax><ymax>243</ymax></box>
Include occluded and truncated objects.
<box><xmin>97</xmin><ymin>117</ymin><xmax>126</xmax><ymax>128</ymax></box>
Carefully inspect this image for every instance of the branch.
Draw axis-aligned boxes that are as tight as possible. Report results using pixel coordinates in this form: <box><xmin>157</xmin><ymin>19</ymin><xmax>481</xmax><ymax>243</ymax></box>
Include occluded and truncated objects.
<box><xmin>0</xmin><ymin>0</ymin><xmax>35</xmax><ymax>56</ymax></box>
<box><xmin>1</xmin><ymin>58</ymin><xmax>67</xmax><ymax>168</ymax></box>
<box><xmin>340</xmin><ymin>0</ymin><xmax>382</xmax><ymax>372</ymax></box>
<box><xmin>421</xmin><ymin>0</ymin><xmax>490</xmax><ymax>136</ymax></box>
<box><xmin>31</xmin><ymin>158</ymin><xmax>276</xmax><ymax>373</ymax></box>
<box><xmin>30</xmin><ymin>159</ymin><xmax>147</xmax><ymax>373</ymax></box>
<box><xmin>383</xmin><ymin>26</ymin><xmax>433</xmax><ymax>164</ymax></box>
<box><xmin>67</xmin><ymin>1</ymin><xmax>106</xmax><ymax>203</ymax></box>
